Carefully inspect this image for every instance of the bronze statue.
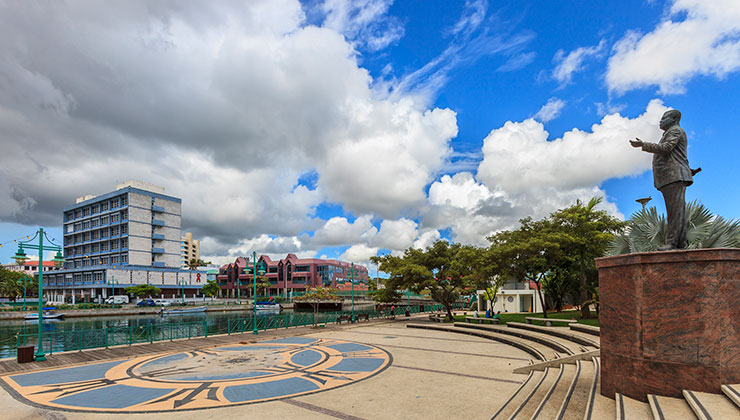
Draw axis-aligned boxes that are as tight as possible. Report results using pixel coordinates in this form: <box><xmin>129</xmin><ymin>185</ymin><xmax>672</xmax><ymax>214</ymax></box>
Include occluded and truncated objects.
<box><xmin>630</xmin><ymin>109</ymin><xmax>696</xmax><ymax>250</ymax></box>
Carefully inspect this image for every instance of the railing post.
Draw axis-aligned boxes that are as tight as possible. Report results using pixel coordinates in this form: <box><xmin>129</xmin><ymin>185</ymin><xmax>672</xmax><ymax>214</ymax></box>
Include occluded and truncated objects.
<box><xmin>204</xmin><ymin>320</ymin><xmax>208</xmax><ymax>338</ymax></box>
<box><xmin>105</xmin><ymin>327</ymin><xmax>108</xmax><ymax>349</ymax></box>
<box><xmin>78</xmin><ymin>330</ymin><xmax>82</xmax><ymax>352</ymax></box>
<box><xmin>149</xmin><ymin>324</ymin><xmax>153</xmax><ymax>344</ymax></box>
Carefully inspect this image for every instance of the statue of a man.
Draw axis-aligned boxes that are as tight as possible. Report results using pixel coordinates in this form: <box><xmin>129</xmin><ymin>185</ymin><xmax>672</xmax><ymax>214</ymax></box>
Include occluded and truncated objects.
<box><xmin>630</xmin><ymin>109</ymin><xmax>693</xmax><ymax>250</ymax></box>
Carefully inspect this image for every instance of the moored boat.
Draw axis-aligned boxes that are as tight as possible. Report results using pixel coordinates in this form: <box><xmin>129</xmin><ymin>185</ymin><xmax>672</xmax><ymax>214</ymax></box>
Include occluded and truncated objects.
<box><xmin>24</xmin><ymin>309</ymin><xmax>65</xmax><ymax>320</ymax></box>
<box><xmin>161</xmin><ymin>306</ymin><xmax>207</xmax><ymax>315</ymax></box>
<box><xmin>255</xmin><ymin>302</ymin><xmax>281</xmax><ymax>311</ymax></box>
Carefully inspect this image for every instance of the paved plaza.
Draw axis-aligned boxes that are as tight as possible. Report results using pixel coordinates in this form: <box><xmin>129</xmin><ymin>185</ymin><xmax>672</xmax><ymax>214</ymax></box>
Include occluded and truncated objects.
<box><xmin>0</xmin><ymin>318</ymin><xmax>531</xmax><ymax>419</ymax></box>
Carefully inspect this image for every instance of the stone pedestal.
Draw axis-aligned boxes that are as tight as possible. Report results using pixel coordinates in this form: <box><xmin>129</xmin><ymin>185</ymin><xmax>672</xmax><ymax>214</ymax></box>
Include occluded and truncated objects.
<box><xmin>597</xmin><ymin>248</ymin><xmax>740</xmax><ymax>401</ymax></box>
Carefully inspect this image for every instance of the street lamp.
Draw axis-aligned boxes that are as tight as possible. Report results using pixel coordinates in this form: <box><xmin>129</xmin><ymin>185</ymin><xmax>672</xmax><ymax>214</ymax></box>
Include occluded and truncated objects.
<box><xmin>636</xmin><ymin>196</ymin><xmax>652</xmax><ymax>210</ymax></box>
<box><xmin>107</xmin><ymin>273</ymin><xmax>118</xmax><ymax>304</ymax></box>
<box><xmin>177</xmin><ymin>279</ymin><xmax>187</xmax><ymax>304</ymax></box>
<box><xmin>348</xmin><ymin>263</ymin><xmax>356</xmax><ymax>322</ymax></box>
<box><xmin>14</xmin><ymin>228</ymin><xmax>64</xmax><ymax>361</ymax></box>
<box><xmin>251</xmin><ymin>251</ymin><xmax>266</xmax><ymax>335</ymax></box>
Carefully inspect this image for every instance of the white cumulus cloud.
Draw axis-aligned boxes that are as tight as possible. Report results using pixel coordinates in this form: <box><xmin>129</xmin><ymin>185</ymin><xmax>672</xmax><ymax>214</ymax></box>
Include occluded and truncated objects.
<box><xmin>607</xmin><ymin>0</ymin><xmax>740</xmax><ymax>94</ymax></box>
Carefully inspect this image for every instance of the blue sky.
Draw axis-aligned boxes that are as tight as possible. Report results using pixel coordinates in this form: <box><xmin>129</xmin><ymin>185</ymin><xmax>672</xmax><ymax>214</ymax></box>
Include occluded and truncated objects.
<box><xmin>1</xmin><ymin>0</ymin><xmax>739</xmax><ymax>270</ymax></box>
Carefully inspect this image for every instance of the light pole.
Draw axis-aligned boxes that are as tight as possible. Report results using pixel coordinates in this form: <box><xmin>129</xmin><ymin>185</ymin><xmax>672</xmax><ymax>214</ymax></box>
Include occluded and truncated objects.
<box><xmin>636</xmin><ymin>196</ymin><xmax>652</xmax><ymax>210</ymax></box>
<box><xmin>177</xmin><ymin>279</ymin><xmax>186</xmax><ymax>304</ymax></box>
<box><xmin>349</xmin><ymin>263</ymin><xmax>355</xmax><ymax>322</ymax></box>
<box><xmin>14</xmin><ymin>228</ymin><xmax>64</xmax><ymax>362</ymax></box>
<box><xmin>251</xmin><ymin>251</ymin><xmax>266</xmax><ymax>335</ymax></box>
<box><xmin>107</xmin><ymin>276</ymin><xmax>118</xmax><ymax>303</ymax></box>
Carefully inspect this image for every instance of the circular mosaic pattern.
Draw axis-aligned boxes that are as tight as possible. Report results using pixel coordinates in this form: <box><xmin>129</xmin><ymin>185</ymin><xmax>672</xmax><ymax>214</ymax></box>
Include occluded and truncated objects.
<box><xmin>1</xmin><ymin>337</ymin><xmax>391</xmax><ymax>413</ymax></box>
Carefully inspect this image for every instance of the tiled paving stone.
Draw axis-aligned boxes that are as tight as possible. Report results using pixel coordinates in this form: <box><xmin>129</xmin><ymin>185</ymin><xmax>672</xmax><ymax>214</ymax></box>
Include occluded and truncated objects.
<box><xmin>0</xmin><ymin>337</ymin><xmax>391</xmax><ymax>414</ymax></box>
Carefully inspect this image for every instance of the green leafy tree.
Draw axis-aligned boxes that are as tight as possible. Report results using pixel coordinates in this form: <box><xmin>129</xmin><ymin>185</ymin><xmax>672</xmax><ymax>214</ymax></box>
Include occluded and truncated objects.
<box><xmin>125</xmin><ymin>284</ymin><xmax>162</xmax><ymax>298</ymax></box>
<box><xmin>200</xmin><ymin>280</ymin><xmax>220</xmax><ymax>298</ymax></box>
<box><xmin>294</xmin><ymin>286</ymin><xmax>339</xmax><ymax>326</ymax></box>
<box><xmin>541</xmin><ymin>266</ymin><xmax>578</xmax><ymax>313</ymax></box>
<box><xmin>0</xmin><ymin>268</ymin><xmax>24</xmax><ymax>302</ymax></box>
<box><xmin>369</xmin><ymin>285</ymin><xmax>402</xmax><ymax>304</ymax></box>
<box><xmin>548</xmin><ymin>197</ymin><xmax>624</xmax><ymax>316</ymax></box>
<box><xmin>487</xmin><ymin>217</ymin><xmax>565</xmax><ymax>318</ymax></box>
<box><xmin>188</xmin><ymin>258</ymin><xmax>212</xmax><ymax>270</ymax></box>
<box><xmin>609</xmin><ymin>200</ymin><xmax>740</xmax><ymax>254</ymax></box>
<box><xmin>373</xmin><ymin>241</ymin><xmax>477</xmax><ymax>320</ymax></box>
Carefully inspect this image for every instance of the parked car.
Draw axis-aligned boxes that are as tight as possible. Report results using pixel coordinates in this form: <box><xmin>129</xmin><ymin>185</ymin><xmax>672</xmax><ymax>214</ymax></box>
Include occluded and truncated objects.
<box><xmin>153</xmin><ymin>299</ymin><xmax>171</xmax><ymax>307</ymax></box>
<box><xmin>137</xmin><ymin>299</ymin><xmax>155</xmax><ymax>307</ymax></box>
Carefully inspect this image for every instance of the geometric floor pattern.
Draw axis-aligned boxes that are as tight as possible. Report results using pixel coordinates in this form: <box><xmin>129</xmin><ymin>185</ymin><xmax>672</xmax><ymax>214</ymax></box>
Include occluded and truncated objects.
<box><xmin>0</xmin><ymin>337</ymin><xmax>392</xmax><ymax>413</ymax></box>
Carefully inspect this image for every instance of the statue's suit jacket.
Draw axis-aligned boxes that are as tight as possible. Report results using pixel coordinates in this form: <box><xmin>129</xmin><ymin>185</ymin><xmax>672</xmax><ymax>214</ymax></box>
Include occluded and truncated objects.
<box><xmin>641</xmin><ymin>125</ymin><xmax>693</xmax><ymax>190</ymax></box>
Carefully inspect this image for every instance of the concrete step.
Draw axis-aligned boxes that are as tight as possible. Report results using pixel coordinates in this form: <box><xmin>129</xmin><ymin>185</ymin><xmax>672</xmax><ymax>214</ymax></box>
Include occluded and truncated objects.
<box><xmin>510</xmin><ymin>366</ymin><xmax>565</xmax><ymax>420</ymax></box>
<box><xmin>513</xmin><ymin>350</ymin><xmax>599</xmax><ymax>375</ymax></box>
<box><xmin>506</xmin><ymin>322</ymin><xmax>600</xmax><ymax>348</ymax></box>
<box><xmin>406</xmin><ymin>323</ymin><xmax>548</xmax><ymax>361</ymax></box>
<box><xmin>491</xmin><ymin>370</ymin><xmax>547</xmax><ymax>420</ymax></box>
<box><xmin>590</xmin><ymin>394</ymin><xmax>617</xmax><ymax>420</ymax></box>
<box><xmin>615</xmin><ymin>393</ymin><xmax>652</xmax><ymax>420</ymax></box>
<box><xmin>583</xmin><ymin>357</ymin><xmax>601</xmax><ymax>420</ymax></box>
<box><xmin>722</xmin><ymin>385</ymin><xmax>740</xmax><ymax>409</ymax></box>
<box><xmin>648</xmin><ymin>394</ymin><xmax>698</xmax><ymax>420</ymax></box>
<box><xmin>558</xmin><ymin>359</ymin><xmax>596</xmax><ymax>420</ymax></box>
<box><xmin>569</xmin><ymin>323</ymin><xmax>600</xmax><ymax>337</ymax></box>
<box><xmin>683</xmin><ymin>390</ymin><xmax>740</xmax><ymax>420</ymax></box>
<box><xmin>454</xmin><ymin>322</ymin><xmax>577</xmax><ymax>356</ymax></box>
<box><xmin>530</xmin><ymin>363</ymin><xmax>578</xmax><ymax>419</ymax></box>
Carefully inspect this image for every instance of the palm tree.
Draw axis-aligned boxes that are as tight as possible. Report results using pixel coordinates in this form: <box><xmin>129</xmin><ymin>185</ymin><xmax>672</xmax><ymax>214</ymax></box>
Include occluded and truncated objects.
<box><xmin>609</xmin><ymin>200</ymin><xmax>740</xmax><ymax>254</ymax></box>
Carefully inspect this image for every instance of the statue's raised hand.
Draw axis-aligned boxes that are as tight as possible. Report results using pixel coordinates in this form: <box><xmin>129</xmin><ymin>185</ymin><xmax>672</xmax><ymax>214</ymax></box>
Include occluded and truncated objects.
<box><xmin>629</xmin><ymin>137</ymin><xmax>643</xmax><ymax>148</ymax></box>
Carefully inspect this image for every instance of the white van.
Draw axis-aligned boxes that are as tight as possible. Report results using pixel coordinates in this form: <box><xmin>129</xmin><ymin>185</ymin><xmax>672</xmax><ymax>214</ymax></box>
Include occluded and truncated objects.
<box><xmin>153</xmin><ymin>299</ymin><xmax>171</xmax><ymax>307</ymax></box>
<box><xmin>105</xmin><ymin>295</ymin><xmax>129</xmax><ymax>305</ymax></box>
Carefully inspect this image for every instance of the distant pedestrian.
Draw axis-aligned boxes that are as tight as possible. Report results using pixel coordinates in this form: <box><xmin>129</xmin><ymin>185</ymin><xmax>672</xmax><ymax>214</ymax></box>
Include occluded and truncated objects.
<box><xmin>493</xmin><ymin>311</ymin><xmax>501</xmax><ymax>320</ymax></box>
<box><xmin>473</xmin><ymin>310</ymin><xmax>478</xmax><ymax>318</ymax></box>
<box><xmin>486</xmin><ymin>309</ymin><xmax>491</xmax><ymax>318</ymax></box>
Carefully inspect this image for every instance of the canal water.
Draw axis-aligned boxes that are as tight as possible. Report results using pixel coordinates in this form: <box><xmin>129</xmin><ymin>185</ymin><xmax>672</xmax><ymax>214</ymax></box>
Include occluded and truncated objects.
<box><xmin>0</xmin><ymin>305</ymin><xmax>375</xmax><ymax>359</ymax></box>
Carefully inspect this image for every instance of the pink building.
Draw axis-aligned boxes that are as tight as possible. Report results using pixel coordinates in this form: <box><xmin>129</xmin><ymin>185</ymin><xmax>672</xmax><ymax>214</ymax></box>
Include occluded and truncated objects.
<box><xmin>217</xmin><ymin>253</ymin><xmax>369</xmax><ymax>297</ymax></box>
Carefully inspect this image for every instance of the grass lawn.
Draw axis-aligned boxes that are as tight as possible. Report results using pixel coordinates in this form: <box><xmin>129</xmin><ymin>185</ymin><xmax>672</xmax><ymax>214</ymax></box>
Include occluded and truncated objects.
<box><xmin>450</xmin><ymin>310</ymin><xmax>599</xmax><ymax>327</ymax></box>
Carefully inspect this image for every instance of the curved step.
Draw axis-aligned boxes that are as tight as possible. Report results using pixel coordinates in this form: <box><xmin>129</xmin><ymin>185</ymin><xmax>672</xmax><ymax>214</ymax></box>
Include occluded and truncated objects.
<box><xmin>583</xmin><ymin>357</ymin><xmax>601</xmax><ymax>420</ymax></box>
<box><xmin>531</xmin><ymin>363</ymin><xmax>578</xmax><ymax>419</ymax></box>
<box><xmin>722</xmin><ymin>385</ymin><xmax>740</xmax><ymax>409</ymax></box>
<box><xmin>615</xmin><ymin>393</ymin><xmax>652</xmax><ymax>419</ymax></box>
<box><xmin>507</xmin><ymin>322</ymin><xmax>599</xmax><ymax>348</ymax></box>
<box><xmin>510</xmin><ymin>366</ymin><xmax>569</xmax><ymax>419</ymax></box>
<box><xmin>683</xmin><ymin>390</ymin><xmax>740</xmax><ymax>420</ymax></box>
<box><xmin>491</xmin><ymin>370</ymin><xmax>544</xmax><ymax>420</ymax></box>
<box><xmin>453</xmin><ymin>323</ymin><xmax>575</xmax><ymax>356</ymax></box>
<box><xmin>569</xmin><ymin>324</ymin><xmax>600</xmax><ymax>337</ymax></box>
<box><xmin>406</xmin><ymin>323</ymin><xmax>547</xmax><ymax>361</ymax></box>
<box><xmin>648</xmin><ymin>394</ymin><xmax>698</xmax><ymax>420</ymax></box>
<box><xmin>557</xmin><ymin>359</ymin><xmax>596</xmax><ymax>420</ymax></box>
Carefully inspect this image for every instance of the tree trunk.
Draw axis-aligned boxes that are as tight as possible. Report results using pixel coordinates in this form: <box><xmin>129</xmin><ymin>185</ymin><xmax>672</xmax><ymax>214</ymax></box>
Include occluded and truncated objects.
<box><xmin>535</xmin><ymin>280</ymin><xmax>547</xmax><ymax>318</ymax></box>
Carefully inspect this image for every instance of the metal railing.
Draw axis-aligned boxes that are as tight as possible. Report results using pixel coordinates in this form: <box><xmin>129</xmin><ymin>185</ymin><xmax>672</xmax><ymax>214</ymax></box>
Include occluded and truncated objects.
<box><xmin>15</xmin><ymin>321</ymin><xmax>208</xmax><ymax>355</ymax></box>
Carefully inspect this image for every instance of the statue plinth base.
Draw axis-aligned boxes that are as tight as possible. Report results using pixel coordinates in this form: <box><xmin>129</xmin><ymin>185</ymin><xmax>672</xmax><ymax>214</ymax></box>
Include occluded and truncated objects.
<box><xmin>596</xmin><ymin>248</ymin><xmax>740</xmax><ymax>401</ymax></box>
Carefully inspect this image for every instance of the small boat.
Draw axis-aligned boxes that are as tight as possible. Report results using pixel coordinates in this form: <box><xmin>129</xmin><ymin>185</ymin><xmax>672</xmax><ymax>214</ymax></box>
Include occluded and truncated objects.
<box><xmin>25</xmin><ymin>310</ymin><xmax>65</xmax><ymax>320</ymax></box>
<box><xmin>256</xmin><ymin>302</ymin><xmax>281</xmax><ymax>311</ymax></box>
<box><xmin>161</xmin><ymin>306</ymin><xmax>207</xmax><ymax>315</ymax></box>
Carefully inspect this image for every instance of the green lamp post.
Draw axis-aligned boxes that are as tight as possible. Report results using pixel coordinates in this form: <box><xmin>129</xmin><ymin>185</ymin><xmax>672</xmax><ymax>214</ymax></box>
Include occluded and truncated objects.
<box><xmin>107</xmin><ymin>273</ymin><xmax>118</xmax><ymax>304</ymax></box>
<box><xmin>349</xmin><ymin>263</ymin><xmax>356</xmax><ymax>322</ymax></box>
<box><xmin>177</xmin><ymin>279</ymin><xmax>187</xmax><ymax>304</ymax></box>
<box><xmin>251</xmin><ymin>251</ymin><xmax>266</xmax><ymax>335</ymax></box>
<box><xmin>14</xmin><ymin>228</ymin><xmax>64</xmax><ymax>362</ymax></box>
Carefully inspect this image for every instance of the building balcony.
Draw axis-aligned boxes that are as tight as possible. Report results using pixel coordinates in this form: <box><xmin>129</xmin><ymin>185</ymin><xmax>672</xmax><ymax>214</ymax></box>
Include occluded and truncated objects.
<box><xmin>152</xmin><ymin>219</ymin><xmax>165</xmax><ymax>226</ymax></box>
<box><xmin>152</xmin><ymin>262</ymin><xmax>165</xmax><ymax>267</ymax></box>
<box><xmin>152</xmin><ymin>247</ymin><xmax>165</xmax><ymax>254</ymax></box>
<box><xmin>152</xmin><ymin>205</ymin><xmax>165</xmax><ymax>213</ymax></box>
<box><xmin>152</xmin><ymin>233</ymin><xmax>165</xmax><ymax>240</ymax></box>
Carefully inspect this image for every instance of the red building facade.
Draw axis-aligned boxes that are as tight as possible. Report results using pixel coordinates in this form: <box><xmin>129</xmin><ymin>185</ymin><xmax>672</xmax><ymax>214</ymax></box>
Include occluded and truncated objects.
<box><xmin>217</xmin><ymin>253</ymin><xmax>369</xmax><ymax>297</ymax></box>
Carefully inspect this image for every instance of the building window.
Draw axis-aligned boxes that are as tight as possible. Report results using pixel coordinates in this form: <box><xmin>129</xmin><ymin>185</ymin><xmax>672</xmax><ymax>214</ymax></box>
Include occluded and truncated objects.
<box><xmin>121</xmin><ymin>195</ymin><xmax>128</xmax><ymax>206</ymax></box>
<box><xmin>91</xmin><ymin>218</ymin><xmax>99</xmax><ymax>228</ymax></box>
<box><xmin>111</xmin><ymin>198</ymin><xmax>119</xmax><ymax>208</ymax></box>
<box><xmin>121</xmin><ymin>224</ymin><xmax>128</xmax><ymax>235</ymax></box>
<box><xmin>74</xmin><ymin>222</ymin><xmax>82</xmax><ymax>232</ymax></box>
<box><xmin>111</xmin><ymin>240</ymin><xmax>119</xmax><ymax>250</ymax></box>
<box><xmin>91</xmin><ymin>258</ymin><xmax>99</xmax><ymax>266</ymax></box>
<box><xmin>82</xmin><ymin>259</ymin><xmax>90</xmax><ymax>267</ymax></box>
<box><xmin>84</xmin><ymin>232</ymin><xmax>90</xmax><ymax>242</ymax></box>
<box><xmin>92</xmin><ymin>204</ymin><xmax>99</xmax><ymax>214</ymax></box>
<box><xmin>101</xmin><ymin>228</ymin><xmax>109</xmax><ymax>238</ymax></box>
<box><xmin>295</xmin><ymin>265</ymin><xmax>310</xmax><ymax>272</ymax></box>
<box><xmin>120</xmin><ymin>210</ymin><xmax>127</xmax><ymax>220</ymax></box>
<box><xmin>101</xmin><ymin>242</ymin><xmax>108</xmax><ymax>251</ymax></box>
<box><xmin>111</xmin><ymin>255</ymin><xmax>119</xmax><ymax>264</ymax></box>
<box><xmin>111</xmin><ymin>226</ymin><xmax>119</xmax><ymax>236</ymax></box>
<box><xmin>91</xmin><ymin>244</ymin><xmax>99</xmax><ymax>252</ymax></box>
<box><xmin>121</xmin><ymin>254</ymin><xmax>128</xmax><ymax>263</ymax></box>
<box><xmin>94</xmin><ymin>272</ymin><xmax>103</xmax><ymax>282</ymax></box>
<box><xmin>111</xmin><ymin>214</ymin><xmax>119</xmax><ymax>223</ymax></box>
<box><xmin>101</xmin><ymin>216</ymin><xmax>108</xmax><ymax>224</ymax></box>
<box><xmin>91</xmin><ymin>230</ymin><xmax>99</xmax><ymax>240</ymax></box>
<box><xmin>121</xmin><ymin>238</ymin><xmax>128</xmax><ymax>248</ymax></box>
<box><xmin>75</xmin><ymin>209</ymin><xmax>82</xmax><ymax>219</ymax></box>
<box><xmin>83</xmin><ymin>207</ymin><xmax>90</xmax><ymax>217</ymax></box>
<box><xmin>82</xmin><ymin>220</ymin><xmax>90</xmax><ymax>230</ymax></box>
<box><xmin>101</xmin><ymin>201</ymin><xmax>108</xmax><ymax>211</ymax></box>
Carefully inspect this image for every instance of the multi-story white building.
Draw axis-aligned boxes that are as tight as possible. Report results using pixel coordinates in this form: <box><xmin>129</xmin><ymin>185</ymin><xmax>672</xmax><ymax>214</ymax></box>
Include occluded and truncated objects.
<box><xmin>181</xmin><ymin>232</ymin><xmax>200</xmax><ymax>268</ymax></box>
<box><xmin>2</xmin><ymin>261</ymin><xmax>62</xmax><ymax>277</ymax></box>
<box><xmin>44</xmin><ymin>181</ymin><xmax>205</xmax><ymax>303</ymax></box>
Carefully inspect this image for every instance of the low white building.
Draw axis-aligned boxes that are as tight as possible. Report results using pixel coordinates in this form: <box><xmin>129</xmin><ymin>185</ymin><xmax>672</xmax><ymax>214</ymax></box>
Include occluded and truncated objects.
<box><xmin>476</xmin><ymin>279</ymin><xmax>542</xmax><ymax>314</ymax></box>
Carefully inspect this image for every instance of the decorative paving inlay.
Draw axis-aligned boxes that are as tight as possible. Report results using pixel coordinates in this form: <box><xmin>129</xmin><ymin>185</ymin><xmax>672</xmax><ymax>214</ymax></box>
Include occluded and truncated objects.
<box><xmin>1</xmin><ymin>337</ymin><xmax>391</xmax><ymax>413</ymax></box>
